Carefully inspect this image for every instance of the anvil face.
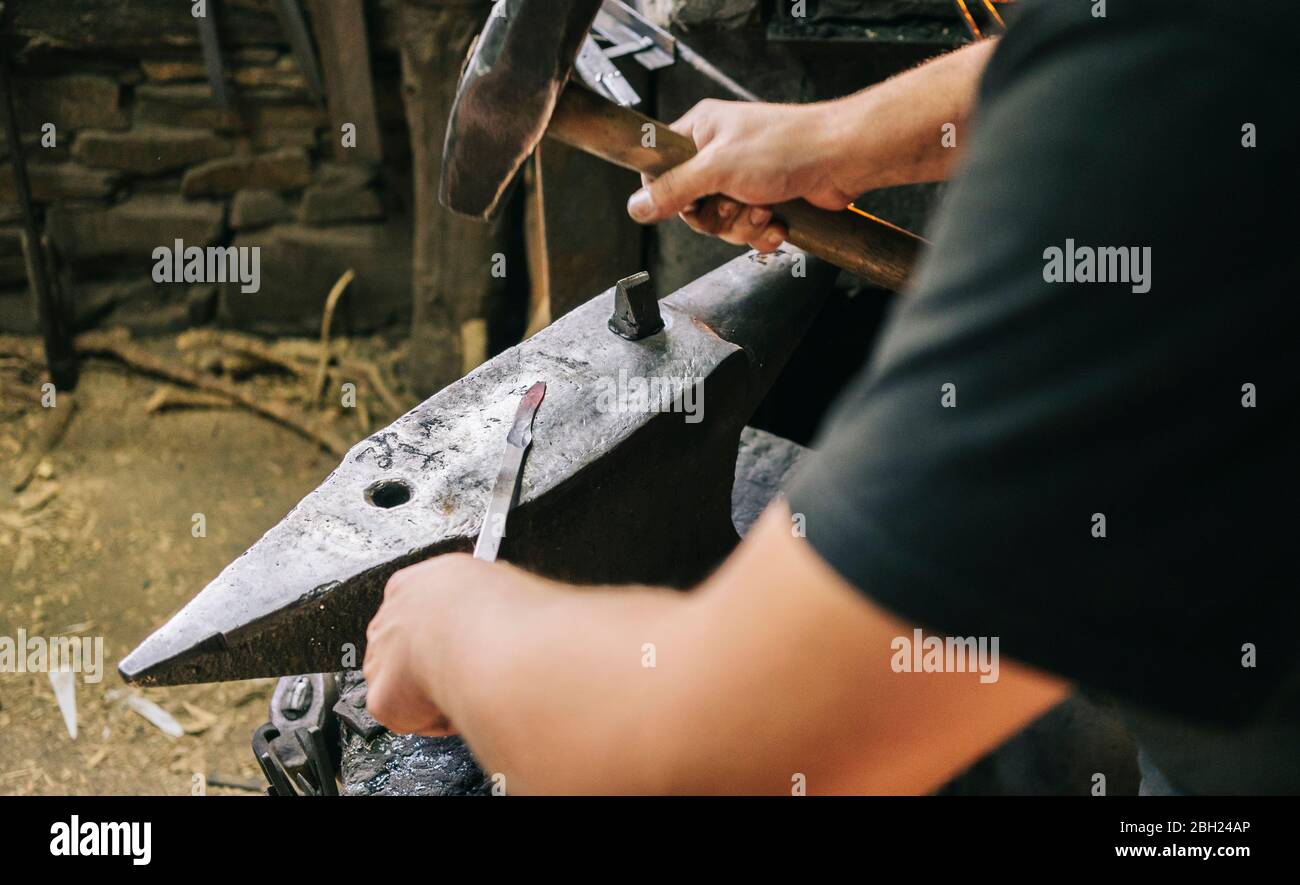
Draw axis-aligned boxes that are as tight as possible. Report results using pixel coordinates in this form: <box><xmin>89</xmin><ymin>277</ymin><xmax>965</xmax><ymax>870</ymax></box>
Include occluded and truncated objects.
<box><xmin>119</xmin><ymin>250</ymin><xmax>835</xmax><ymax>685</ymax></box>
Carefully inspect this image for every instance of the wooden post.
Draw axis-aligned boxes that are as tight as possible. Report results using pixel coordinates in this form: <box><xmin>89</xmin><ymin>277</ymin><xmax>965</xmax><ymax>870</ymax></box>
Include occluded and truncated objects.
<box><xmin>397</xmin><ymin>0</ymin><xmax>510</xmax><ymax>396</ymax></box>
<box><xmin>0</xmin><ymin>37</ymin><xmax>77</xmax><ymax>389</ymax></box>
<box><xmin>307</xmin><ymin>0</ymin><xmax>383</xmax><ymax>163</ymax></box>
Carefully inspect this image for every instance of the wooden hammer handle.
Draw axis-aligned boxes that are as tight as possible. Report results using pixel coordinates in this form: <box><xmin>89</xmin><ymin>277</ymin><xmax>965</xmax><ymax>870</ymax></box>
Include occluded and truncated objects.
<box><xmin>546</xmin><ymin>85</ymin><xmax>924</xmax><ymax>292</ymax></box>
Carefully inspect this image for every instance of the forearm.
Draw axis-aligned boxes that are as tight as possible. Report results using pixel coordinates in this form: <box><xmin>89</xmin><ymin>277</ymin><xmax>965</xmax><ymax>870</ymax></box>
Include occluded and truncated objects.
<box><xmin>379</xmin><ymin>501</ymin><xmax>1066</xmax><ymax>795</ymax></box>
<box><xmin>625</xmin><ymin>39</ymin><xmax>997</xmax><ymax>246</ymax></box>
<box><xmin>820</xmin><ymin>38</ymin><xmax>997</xmax><ymax>193</ymax></box>
<box><xmin>428</xmin><ymin>570</ymin><xmax>693</xmax><ymax>794</ymax></box>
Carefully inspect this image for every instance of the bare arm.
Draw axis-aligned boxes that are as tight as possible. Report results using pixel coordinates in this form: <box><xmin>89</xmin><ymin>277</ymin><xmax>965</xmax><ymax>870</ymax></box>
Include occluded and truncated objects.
<box><xmin>825</xmin><ymin>36</ymin><xmax>996</xmax><ymax>192</ymax></box>
<box><xmin>364</xmin><ymin>497</ymin><xmax>1067</xmax><ymax>794</ymax></box>
<box><xmin>626</xmin><ymin>39</ymin><xmax>998</xmax><ymax>251</ymax></box>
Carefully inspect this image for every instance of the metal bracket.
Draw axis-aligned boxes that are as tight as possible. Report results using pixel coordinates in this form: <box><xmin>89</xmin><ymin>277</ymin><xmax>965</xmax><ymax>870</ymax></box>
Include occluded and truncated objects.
<box><xmin>252</xmin><ymin>673</ymin><xmax>340</xmax><ymax>796</ymax></box>
<box><xmin>575</xmin><ymin>34</ymin><xmax>641</xmax><ymax>107</ymax></box>
<box><xmin>576</xmin><ymin>0</ymin><xmax>761</xmax><ymax>107</ymax></box>
<box><xmin>607</xmin><ymin>271</ymin><xmax>662</xmax><ymax>340</ymax></box>
<box><xmin>593</xmin><ymin>1</ymin><xmax>674</xmax><ymax>71</ymax></box>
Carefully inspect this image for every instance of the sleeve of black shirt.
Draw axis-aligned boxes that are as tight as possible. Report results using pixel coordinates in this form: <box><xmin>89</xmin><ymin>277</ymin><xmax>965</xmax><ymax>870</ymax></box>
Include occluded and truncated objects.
<box><xmin>785</xmin><ymin>0</ymin><xmax>1299</xmax><ymax>725</ymax></box>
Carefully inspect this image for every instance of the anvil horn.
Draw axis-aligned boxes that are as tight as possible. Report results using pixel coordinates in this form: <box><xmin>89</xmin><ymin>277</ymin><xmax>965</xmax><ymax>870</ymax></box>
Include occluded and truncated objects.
<box><xmin>120</xmin><ymin>249</ymin><xmax>837</xmax><ymax>685</ymax></box>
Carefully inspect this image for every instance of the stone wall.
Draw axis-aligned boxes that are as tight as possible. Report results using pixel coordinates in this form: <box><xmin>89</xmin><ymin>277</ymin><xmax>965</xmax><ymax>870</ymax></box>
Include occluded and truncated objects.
<box><xmin>1</xmin><ymin>0</ymin><xmax>972</xmax><ymax>341</ymax></box>
<box><xmin>1</xmin><ymin>0</ymin><xmax>413</xmax><ymax>337</ymax></box>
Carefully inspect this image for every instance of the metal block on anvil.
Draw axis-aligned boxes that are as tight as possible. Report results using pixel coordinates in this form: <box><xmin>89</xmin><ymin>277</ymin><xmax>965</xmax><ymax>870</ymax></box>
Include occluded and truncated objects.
<box><xmin>119</xmin><ymin>248</ymin><xmax>837</xmax><ymax>686</ymax></box>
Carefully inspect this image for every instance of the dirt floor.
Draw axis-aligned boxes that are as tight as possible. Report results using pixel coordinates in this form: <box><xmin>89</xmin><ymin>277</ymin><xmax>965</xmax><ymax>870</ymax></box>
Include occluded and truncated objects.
<box><xmin>0</xmin><ymin>332</ymin><xmax>409</xmax><ymax>795</ymax></box>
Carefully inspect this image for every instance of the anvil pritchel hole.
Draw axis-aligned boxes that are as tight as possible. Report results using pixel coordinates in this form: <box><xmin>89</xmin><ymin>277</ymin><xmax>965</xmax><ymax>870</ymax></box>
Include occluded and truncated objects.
<box><xmin>365</xmin><ymin>479</ymin><xmax>412</xmax><ymax>509</ymax></box>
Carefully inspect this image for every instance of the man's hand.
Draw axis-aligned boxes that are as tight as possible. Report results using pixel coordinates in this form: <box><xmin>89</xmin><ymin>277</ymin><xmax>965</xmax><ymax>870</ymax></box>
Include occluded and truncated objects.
<box><xmin>363</xmin><ymin>557</ymin><xmax>460</xmax><ymax>735</ymax></box>
<box><xmin>626</xmin><ymin>40</ymin><xmax>998</xmax><ymax>251</ymax></box>
<box><xmin>364</xmin><ymin>553</ymin><xmax>534</xmax><ymax>737</ymax></box>
<box><xmin>626</xmin><ymin>99</ymin><xmax>853</xmax><ymax>251</ymax></box>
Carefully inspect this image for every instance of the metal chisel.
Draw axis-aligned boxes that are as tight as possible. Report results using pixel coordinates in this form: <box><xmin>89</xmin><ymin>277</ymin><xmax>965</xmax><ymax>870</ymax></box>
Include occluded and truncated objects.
<box><xmin>473</xmin><ymin>382</ymin><xmax>546</xmax><ymax>562</ymax></box>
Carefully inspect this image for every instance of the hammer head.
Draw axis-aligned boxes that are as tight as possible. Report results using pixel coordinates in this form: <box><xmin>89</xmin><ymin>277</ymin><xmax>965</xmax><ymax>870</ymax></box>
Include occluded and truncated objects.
<box><xmin>439</xmin><ymin>0</ymin><xmax>605</xmax><ymax>220</ymax></box>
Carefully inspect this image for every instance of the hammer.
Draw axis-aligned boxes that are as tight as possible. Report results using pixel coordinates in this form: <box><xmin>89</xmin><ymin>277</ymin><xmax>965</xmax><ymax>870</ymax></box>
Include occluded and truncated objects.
<box><xmin>439</xmin><ymin>0</ymin><xmax>922</xmax><ymax>292</ymax></box>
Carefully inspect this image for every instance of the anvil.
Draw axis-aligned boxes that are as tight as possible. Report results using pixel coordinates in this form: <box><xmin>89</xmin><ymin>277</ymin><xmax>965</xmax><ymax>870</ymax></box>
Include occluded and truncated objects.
<box><xmin>120</xmin><ymin>249</ymin><xmax>837</xmax><ymax>686</ymax></box>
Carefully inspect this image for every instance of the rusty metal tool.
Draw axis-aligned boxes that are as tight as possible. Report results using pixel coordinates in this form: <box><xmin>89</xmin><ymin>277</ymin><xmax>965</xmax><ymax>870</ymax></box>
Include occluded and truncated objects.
<box><xmin>194</xmin><ymin>0</ymin><xmax>231</xmax><ymax>108</ymax></box>
<box><xmin>474</xmin><ymin>381</ymin><xmax>545</xmax><ymax>562</ymax></box>
<box><xmin>272</xmin><ymin>0</ymin><xmax>327</xmax><ymax>108</ymax></box>
<box><xmin>439</xmin><ymin>0</ymin><xmax>923</xmax><ymax>291</ymax></box>
<box><xmin>119</xmin><ymin>247</ymin><xmax>837</xmax><ymax>686</ymax></box>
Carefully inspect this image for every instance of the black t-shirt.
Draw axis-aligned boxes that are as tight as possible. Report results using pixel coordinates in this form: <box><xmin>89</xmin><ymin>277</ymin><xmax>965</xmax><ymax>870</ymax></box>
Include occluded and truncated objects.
<box><xmin>786</xmin><ymin>0</ymin><xmax>1298</xmax><ymax>791</ymax></box>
